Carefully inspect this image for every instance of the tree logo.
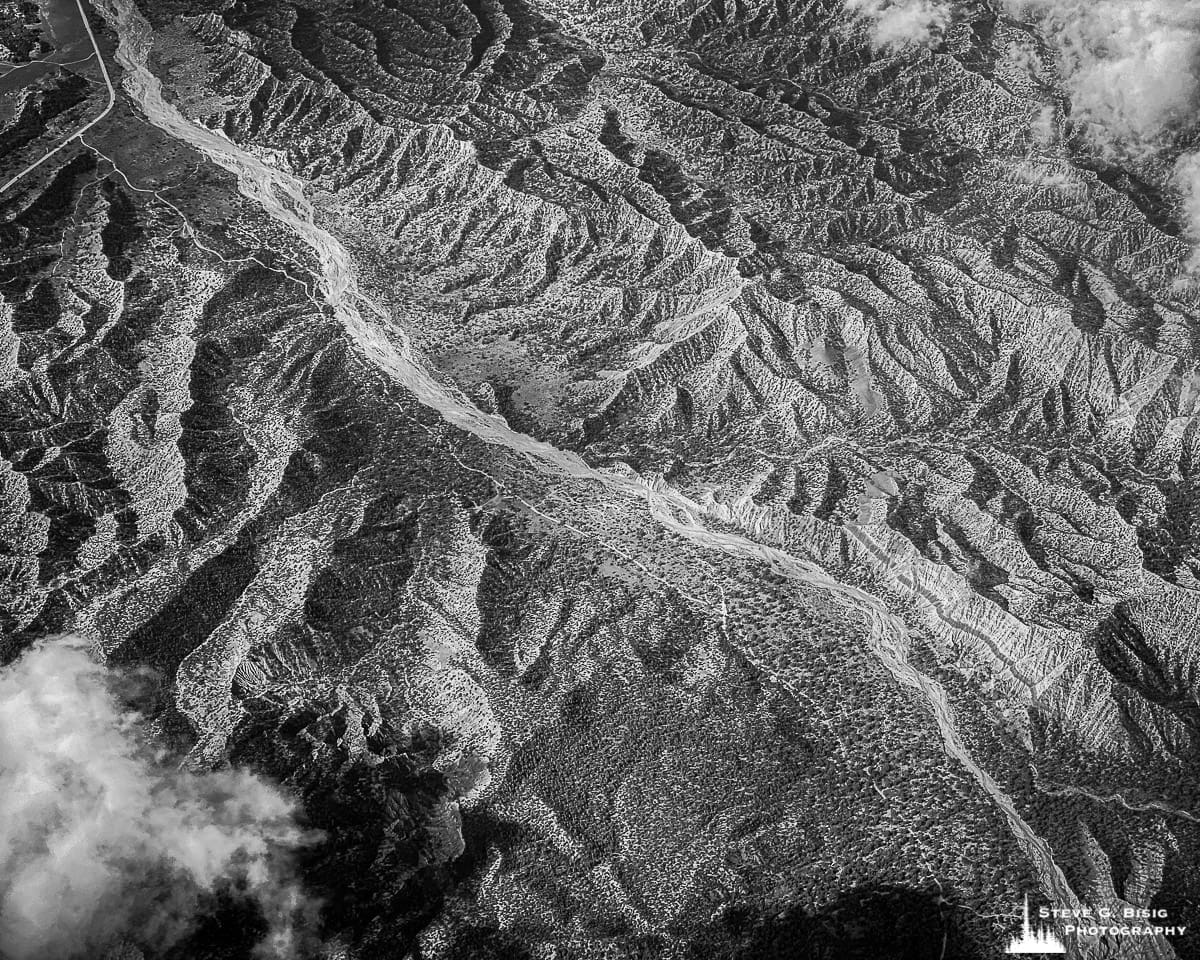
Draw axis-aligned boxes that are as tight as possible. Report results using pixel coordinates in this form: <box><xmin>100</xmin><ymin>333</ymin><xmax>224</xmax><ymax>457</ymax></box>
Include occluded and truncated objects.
<box><xmin>1006</xmin><ymin>896</ymin><xmax>1067</xmax><ymax>955</ymax></box>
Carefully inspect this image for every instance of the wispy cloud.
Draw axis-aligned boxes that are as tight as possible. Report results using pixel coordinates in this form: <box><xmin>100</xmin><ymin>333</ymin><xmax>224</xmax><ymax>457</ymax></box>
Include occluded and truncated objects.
<box><xmin>0</xmin><ymin>637</ymin><xmax>318</xmax><ymax>960</ymax></box>
<box><xmin>1173</xmin><ymin>152</ymin><xmax>1200</xmax><ymax>269</ymax></box>
<box><xmin>845</xmin><ymin>0</ymin><xmax>951</xmax><ymax>50</ymax></box>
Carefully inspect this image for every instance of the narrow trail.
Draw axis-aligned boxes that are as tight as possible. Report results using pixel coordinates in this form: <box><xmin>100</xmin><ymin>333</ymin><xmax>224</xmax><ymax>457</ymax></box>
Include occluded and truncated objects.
<box><xmin>95</xmin><ymin>0</ymin><xmax>1092</xmax><ymax>933</ymax></box>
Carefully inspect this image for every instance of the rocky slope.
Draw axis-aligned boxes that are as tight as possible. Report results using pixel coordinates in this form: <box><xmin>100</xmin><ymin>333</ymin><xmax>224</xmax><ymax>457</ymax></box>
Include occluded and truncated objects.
<box><xmin>2</xmin><ymin>0</ymin><xmax>1200</xmax><ymax>957</ymax></box>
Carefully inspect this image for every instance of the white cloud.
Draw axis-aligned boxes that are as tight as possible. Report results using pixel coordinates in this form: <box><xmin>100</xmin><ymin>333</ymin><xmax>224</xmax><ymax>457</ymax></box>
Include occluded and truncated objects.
<box><xmin>0</xmin><ymin>637</ymin><xmax>318</xmax><ymax>960</ymax></box>
<box><xmin>1006</xmin><ymin>0</ymin><xmax>1200</xmax><ymax>148</ymax></box>
<box><xmin>845</xmin><ymin>0</ymin><xmax>951</xmax><ymax>50</ymax></box>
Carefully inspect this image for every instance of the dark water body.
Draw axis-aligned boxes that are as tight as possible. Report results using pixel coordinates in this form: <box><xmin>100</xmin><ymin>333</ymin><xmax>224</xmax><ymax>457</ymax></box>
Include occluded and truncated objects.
<box><xmin>0</xmin><ymin>0</ymin><xmax>95</xmax><ymax>96</ymax></box>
